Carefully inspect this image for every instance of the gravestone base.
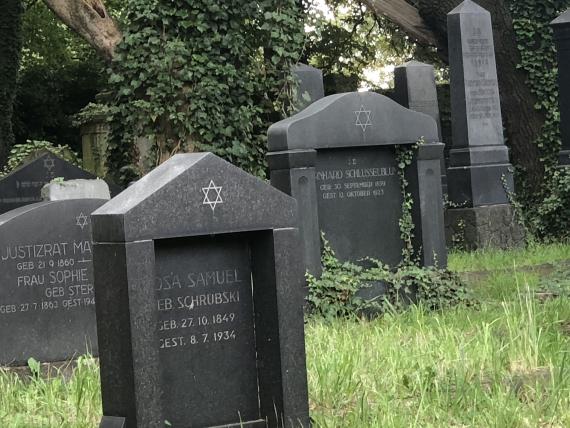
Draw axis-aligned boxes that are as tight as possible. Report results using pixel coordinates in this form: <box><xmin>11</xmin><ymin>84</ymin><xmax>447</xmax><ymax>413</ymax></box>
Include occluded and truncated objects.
<box><xmin>445</xmin><ymin>204</ymin><xmax>525</xmax><ymax>251</ymax></box>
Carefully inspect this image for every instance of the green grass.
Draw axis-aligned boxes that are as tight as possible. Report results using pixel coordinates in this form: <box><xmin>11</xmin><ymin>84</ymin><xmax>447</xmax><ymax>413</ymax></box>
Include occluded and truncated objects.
<box><xmin>448</xmin><ymin>241</ymin><xmax>570</xmax><ymax>272</ymax></box>
<box><xmin>1</xmin><ymin>244</ymin><xmax>570</xmax><ymax>427</ymax></box>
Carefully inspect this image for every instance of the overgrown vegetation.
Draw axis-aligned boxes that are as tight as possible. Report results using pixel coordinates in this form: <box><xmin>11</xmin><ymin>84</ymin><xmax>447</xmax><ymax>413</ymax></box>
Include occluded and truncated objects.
<box><xmin>307</xmin><ymin>237</ymin><xmax>469</xmax><ymax>320</ymax></box>
<box><xmin>0</xmin><ymin>140</ymin><xmax>80</xmax><ymax>178</ymax></box>
<box><xmin>106</xmin><ymin>0</ymin><xmax>304</xmax><ymax>184</ymax></box>
<box><xmin>509</xmin><ymin>0</ymin><xmax>570</xmax><ymax>240</ymax></box>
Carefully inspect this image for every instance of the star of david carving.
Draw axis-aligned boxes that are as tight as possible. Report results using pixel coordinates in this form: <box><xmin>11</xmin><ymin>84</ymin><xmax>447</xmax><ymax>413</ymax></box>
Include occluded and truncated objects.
<box><xmin>43</xmin><ymin>156</ymin><xmax>56</xmax><ymax>171</ymax></box>
<box><xmin>202</xmin><ymin>180</ymin><xmax>223</xmax><ymax>212</ymax></box>
<box><xmin>354</xmin><ymin>105</ymin><xmax>373</xmax><ymax>133</ymax></box>
<box><xmin>76</xmin><ymin>212</ymin><xmax>89</xmax><ymax>230</ymax></box>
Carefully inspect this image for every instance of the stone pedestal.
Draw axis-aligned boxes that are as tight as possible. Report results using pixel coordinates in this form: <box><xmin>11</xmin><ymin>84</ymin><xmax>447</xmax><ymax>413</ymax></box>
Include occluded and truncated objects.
<box><xmin>445</xmin><ymin>205</ymin><xmax>525</xmax><ymax>250</ymax></box>
<box><xmin>552</xmin><ymin>9</ymin><xmax>570</xmax><ymax>166</ymax></box>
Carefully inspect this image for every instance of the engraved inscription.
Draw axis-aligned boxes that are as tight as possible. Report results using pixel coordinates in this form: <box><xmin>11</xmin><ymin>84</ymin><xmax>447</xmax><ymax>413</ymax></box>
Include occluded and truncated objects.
<box><xmin>0</xmin><ymin>238</ymin><xmax>95</xmax><ymax>315</ymax></box>
<box><xmin>316</xmin><ymin>156</ymin><xmax>396</xmax><ymax>201</ymax></box>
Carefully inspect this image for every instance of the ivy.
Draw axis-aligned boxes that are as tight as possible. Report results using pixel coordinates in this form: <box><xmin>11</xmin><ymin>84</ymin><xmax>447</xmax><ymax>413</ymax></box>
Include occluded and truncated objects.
<box><xmin>509</xmin><ymin>0</ymin><xmax>570</xmax><ymax>239</ymax></box>
<box><xmin>395</xmin><ymin>142</ymin><xmax>418</xmax><ymax>264</ymax></box>
<box><xmin>0</xmin><ymin>0</ymin><xmax>24</xmax><ymax>167</ymax></box>
<box><xmin>106</xmin><ymin>0</ymin><xmax>304</xmax><ymax>184</ymax></box>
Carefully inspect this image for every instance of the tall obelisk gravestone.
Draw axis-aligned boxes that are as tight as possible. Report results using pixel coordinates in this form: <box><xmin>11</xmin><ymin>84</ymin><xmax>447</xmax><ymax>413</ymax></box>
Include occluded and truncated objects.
<box><xmin>394</xmin><ymin>61</ymin><xmax>447</xmax><ymax>193</ymax></box>
<box><xmin>552</xmin><ymin>9</ymin><xmax>570</xmax><ymax>166</ymax></box>
<box><xmin>445</xmin><ymin>0</ymin><xmax>524</xmax><ymax>249</ymax></box>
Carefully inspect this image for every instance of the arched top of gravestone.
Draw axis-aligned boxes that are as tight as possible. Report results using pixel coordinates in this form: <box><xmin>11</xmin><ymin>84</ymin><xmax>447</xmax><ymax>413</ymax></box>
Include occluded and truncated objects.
<box><xmin>449</xmin><ymin>0</ymin><xmax>489</xmax><ymax>16</ymax></box>
<box><xmin>267</xmin><ymin>91</ymin><xmax>438</xmax><ymax>152</ymax></box>
<box><xmin>92</xmin><ymin>153</ymin><xmax>298</xmax><ymax>243</ymax></box>
<box><xmin>0</xmin><ymin>199</ymin><xmax>103</xmax><ymax>230</ymax></box>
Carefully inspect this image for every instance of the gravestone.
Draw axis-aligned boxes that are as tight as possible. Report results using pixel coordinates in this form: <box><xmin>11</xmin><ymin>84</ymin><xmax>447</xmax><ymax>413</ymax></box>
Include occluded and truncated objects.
<box><xmin>267</xmin><ymin>91</ymin><xmax>447</xmax><ymax>278</ymax></box>
<box><xmin>446</xmin><ymin>0</ymin><xmax>523</xmax><ymax>249</ymax></box>
<box><xmin>552</xmin><ymin>9</ymin><xmax>570</xmax><ymax>166</ymax></box>
<box><xmin>0</xmin><ymin>150</ymin><xmax>119</xmax><ymax>215</ymax></box>
<box><xmin>394</xmin><ymin>60</ymin><xmax>447</xmax><ymax>193</ymax></box>
<box><xmin>0</xmin><ymin>198</ymin><xmax>105</xmax><ymax>365</ymax></box>
<box><xmin>92</xmin><ymin>153</ymin><xmax>309</xmax><ymax>428</ymax></box>
<box><xmin>292</xmin><ymin>63</ymin><xmax>325</xmax><ymax>111</ymax></box>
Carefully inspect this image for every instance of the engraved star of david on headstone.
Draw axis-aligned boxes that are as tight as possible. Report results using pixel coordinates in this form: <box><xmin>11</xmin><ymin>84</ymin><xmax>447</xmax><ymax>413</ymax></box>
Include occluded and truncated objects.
<box><xmin>76</xmin><ymin>212</ymin><xmax>89</xmax><ymax>230</ymax></box>
<box><xmin>43</xmin><ymin>156</ymin><xmax>56</xmax><ymax>171</ymax></box>
<box><xmin>354</xmin><ymin>105</ymin><xmax>373</xmax><ymax>133</ymax></box>
<box><xmin>202</xmin><ymin>180</ymin><xmax>223</xmax><ymax>212</ymax></box>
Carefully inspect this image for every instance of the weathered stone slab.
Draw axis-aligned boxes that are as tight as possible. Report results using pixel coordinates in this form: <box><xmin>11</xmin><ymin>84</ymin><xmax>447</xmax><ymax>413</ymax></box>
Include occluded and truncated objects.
<box><xmin>92</xmin><ymin>153</ymin><xmax>309</xmax><ymax>428</ymax></box>
<box><xmin>41</xmin><ymin>179</ymin><xmax>111</xmax><ymax>201</ymax></box>
<box><xmin>0</xmin><ymin>199</ymin><xmax>104</xmax><ymax>365</ymax></box>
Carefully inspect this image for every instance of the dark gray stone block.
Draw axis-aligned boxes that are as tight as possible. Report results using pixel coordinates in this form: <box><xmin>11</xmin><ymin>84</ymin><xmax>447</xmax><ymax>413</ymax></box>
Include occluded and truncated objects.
<box><xmin>445</xmin><ymin>204</ymin><xmax>525</xmax><ymax>250</ymax></box>
<box><xmin>268</xmin><ymin>91</ymin><xmax>448</xmax><ymax>279</ymax></box>
<box><xmin>394</xmin><ymin>60</ymin><xmax>447</xmax><ymax>195</ymax></box>
<box><xmin>0</xmin><ymin>150</ymin><xmax>120</xmax><ymax>214</ymax></box>
<box><xmin>447</xmin><ymin>0</ymin><xmax>515</xmax><ymax>207</ymax></box>
<box><xmin>292</xmin><ymin>63</ymin><xmax>325</xmax><ymax>111</ymax></box>
<box><xmin>552</xmin><ymin>9</ymin><xmax>570</xmax><ymax>167</ymax></box>
<box><xmin>92</xmin><ymin>153</ymin><xmax>309</xmax><ymax>428</ymax></box>
<box><xmin>0</xmin><ymin>199</ymin><xmax>104</xmax><ymax>365</ymax></box>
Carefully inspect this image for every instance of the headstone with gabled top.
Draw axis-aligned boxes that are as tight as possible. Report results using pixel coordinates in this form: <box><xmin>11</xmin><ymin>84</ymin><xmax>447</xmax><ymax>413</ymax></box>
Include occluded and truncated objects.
<box><xmin>92</xmin><ymin>153</ymin><xmax>309</xmax><ymax>428</ymax></box>
<box><xmin>0</xmin><ymin>150</ymin><xmax>119</xmax><ymax>215</ymax></box>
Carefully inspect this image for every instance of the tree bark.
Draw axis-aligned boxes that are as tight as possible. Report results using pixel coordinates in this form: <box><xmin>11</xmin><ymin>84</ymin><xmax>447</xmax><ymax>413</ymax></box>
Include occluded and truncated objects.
<box><xmin>361</xmin><ymin>0</ymin><xmax>438</xmax><ymax>47</ymax></box>
<box><xmin>42</xmin><ymin>0</ymin><xmax>121</xmax><ymax>61</ymax></box>
<box><xmin>366</xmin><ymin>0</ymin><xmax>546</xmax><ymax>192</ymax></box>
<box><xmin>0</xmin><ymin>0</ymin><xmax>24</xmax><ymax>168</ymax></box>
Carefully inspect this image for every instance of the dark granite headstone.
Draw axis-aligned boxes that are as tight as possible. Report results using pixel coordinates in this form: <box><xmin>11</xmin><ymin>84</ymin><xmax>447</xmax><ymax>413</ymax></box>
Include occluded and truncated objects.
<box><xmin>445</xmin><ymin>0</ymin><xmax>523</xmax><ymax>250</ymax></box>
<box><xmin>394</xmin><ymin>60</ymin><xmax>447</xmax><ymax>193</ymax></box>
<box><xmin>0</xmin><ymin>199</ymin><xmax>104</xmax><ymax>365</ymax></box>
<box><xmin>267</xmin><ymin>91</ymin><xmax>447</xmax><ymax>277</ymax></box>
<box><xmin>92</xmin><ymin>153</ymin><xmax>309</xmax><ymax>428</ymax></box>
<box><xmin>0</xmin><ymin>150</ymin><xmax>119</xmax><ymax>214</ymax></box>
<box><xmin>552</xmin><ymin>9</ymin><xmax>570</xmax><ymax>166</ymax></box>
<box><xmin>292</xmin><ymin>63</ymin><xmax>325</xmax><ymax>111</ymax></box>
<box><xmin>447</xmin><ymin>0</ymin><xmax>514</xmax><ymax>206</ymax></box>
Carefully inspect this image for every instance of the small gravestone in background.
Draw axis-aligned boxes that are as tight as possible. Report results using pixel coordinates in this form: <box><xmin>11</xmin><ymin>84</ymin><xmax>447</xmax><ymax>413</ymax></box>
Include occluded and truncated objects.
<box><xmin>92</xmin><ymin>153</ymin><xmax>309</xmax><ymax>428</ymax></box>
<box><xmin>445</xmin><ymin>0</ymin><xmax>524</xmax><ymax>249</ymax></box>
<box><xmin>292</xmin><ymin>63</ymin><xmax>325</xmax><ymax>112</ymax></box>
<box><xmin>552</xmin><ymin>9</ymin><xmax>570</xmax><ymax>166</ymax></box>
<box><xmin>0</xmin><ymin>197</ymin><xmax>106</xmax><ymax>365</ymax></box>
<box><xmin>267</xmin><ymin>91</ymin><xmax>447</xmax><ymax>279</ymax></box>
<box><xmin>394</xmin><ymin>60</ymin><xmax>447</xmax><ymax>194</ymax></box>
<box><xmin>0</xmin><ymin>150</ymin><xmax>119</xmax><ymax>215</ymax></box>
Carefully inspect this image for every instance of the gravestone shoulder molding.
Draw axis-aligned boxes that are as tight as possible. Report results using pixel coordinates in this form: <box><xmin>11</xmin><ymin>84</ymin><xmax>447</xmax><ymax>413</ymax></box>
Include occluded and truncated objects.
<box><xmin>93</xmin><ymin>153</ymin><xmax>297</xmax><ymax>243</ymax></box>
<box><xmin>268</xmin><ymin>91</ymin><xmax>439</xmax><ymax>152</ymax></box>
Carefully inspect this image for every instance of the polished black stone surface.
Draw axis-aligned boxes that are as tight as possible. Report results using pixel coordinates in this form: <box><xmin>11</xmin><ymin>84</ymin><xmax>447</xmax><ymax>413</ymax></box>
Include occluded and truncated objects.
<box><xmin>92</xmin><ymin>153</ymin><xmax>309</xmax><ymax>428</ymax></box>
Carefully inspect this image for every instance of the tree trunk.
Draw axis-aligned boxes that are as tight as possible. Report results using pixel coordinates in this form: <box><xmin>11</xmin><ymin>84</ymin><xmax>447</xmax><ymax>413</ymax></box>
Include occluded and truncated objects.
<box><xmin>366</xmin><ymin>0</ymin><xmax>546</xmax><ymax>193</ymax></box>
<box><xmin>0</xmin><ymin>0</ymin><xmax>24</xmax><ymax>169</ymax></box>
<box><xmin>42</xmin><ymin>0</ymin><xmax>121</xmax><ymax>61</ymax></box>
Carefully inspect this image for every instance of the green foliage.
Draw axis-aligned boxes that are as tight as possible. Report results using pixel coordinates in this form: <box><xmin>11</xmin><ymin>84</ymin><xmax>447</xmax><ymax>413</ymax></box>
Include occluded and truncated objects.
<box><xmin>0</xmin><ymin>140</ymin><xmax>80</xmax><ymax>177</ymax></box>
<box><xmin>0</xmin><ymin>0</ymin><xmax>24</xmax><ymax>167</ymax></box>
<box><xmin>509</xmin><ymin>0</ymin><xmax>570</xmax><ymax>239</ymax></box>
<box><xmin>307</xmin><ymin>237</ymin><xmax>470</xmax><ymax>321</ymax></box>
<box><xmin>107</xmin><ymin>0</ymin><xmax>304</xmax><ymax>184</ymax></box>
<box><xmin>395</xmin><ymin>143</ymin><xmax>417</xmax><ymax>263</ymax></box>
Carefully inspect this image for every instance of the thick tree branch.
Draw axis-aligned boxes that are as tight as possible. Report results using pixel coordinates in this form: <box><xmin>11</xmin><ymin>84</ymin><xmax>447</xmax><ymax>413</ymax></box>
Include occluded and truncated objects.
<box><xmin>361</xmin><ymin>0</ymin><xmax>439</xmax><ymax>48</ymax></box>
<box><xmin>42</xmin><ymin>0</ymin><xmax>121</xmax><ymax>61</ymax></box>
